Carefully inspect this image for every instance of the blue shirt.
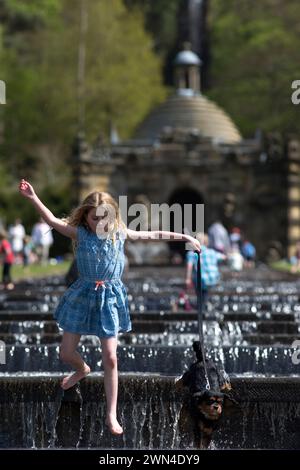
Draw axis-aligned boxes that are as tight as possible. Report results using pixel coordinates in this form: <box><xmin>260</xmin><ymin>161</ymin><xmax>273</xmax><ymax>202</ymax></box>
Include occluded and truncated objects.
<box><xmin>186</xmin><ymin>247</ymin><xmax>223</xmax><ymax>289</ymax></box>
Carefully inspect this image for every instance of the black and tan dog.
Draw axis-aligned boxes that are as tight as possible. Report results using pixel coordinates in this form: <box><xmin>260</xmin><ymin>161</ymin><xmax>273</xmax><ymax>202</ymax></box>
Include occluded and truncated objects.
<box><xmin>176</xmin><ymin>341</ymin><xmax>238</xmax><ymax>449</ymax></box>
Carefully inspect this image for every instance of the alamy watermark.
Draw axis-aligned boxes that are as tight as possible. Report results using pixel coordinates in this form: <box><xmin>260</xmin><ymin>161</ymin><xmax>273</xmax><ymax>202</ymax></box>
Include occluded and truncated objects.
<box><xmin>95</xmin><ymin>197</ymin><xmax>204</xmax><ymax>250</ymax></box>
<box><xmin>0</xmin><ymin>80</ymin><xmax>5</xmax><ymax>104</ymax></box>
<box><xmin>291</xmin><ymin>80</ymin><xmax>300</xmax><ymax>105</ymax></box>
<box><xmin>0</xmin><ymin>340</ymin><xmax>6</xmax><ymax>365</ymax></box>
<box><xmin>291</xmin><ymin>340</ymin><xmax>300</xmax><ymax>365</ymax></box>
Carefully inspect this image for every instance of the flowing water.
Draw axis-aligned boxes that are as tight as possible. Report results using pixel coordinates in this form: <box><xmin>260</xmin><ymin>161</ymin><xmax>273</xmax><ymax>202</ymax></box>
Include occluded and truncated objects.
<box><xmin>1</xmin><ymin>266</ymin><xmax>300</xmax><ymax>449</ymax></box>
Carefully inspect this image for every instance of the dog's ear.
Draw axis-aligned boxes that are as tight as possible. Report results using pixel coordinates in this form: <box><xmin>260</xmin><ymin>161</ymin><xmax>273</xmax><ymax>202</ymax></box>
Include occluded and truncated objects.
<box><xmin>176</xmin><ymin>370</ymin><xmax>192</xmax><ymax>388</ymax></box>
<box><xmin>221</xmin><ymin>382</ymin><xmax>232</xmax><ymax>392</ymax></box>
<box><xmin>175</xmin><ymin>376</ymin><xmax>185</xmax><ymax>390</ymax></box>
<box><xmin>192</xmin><ymin>390</ymin><xmax>207</xmax><ymax>401</ymax></box>
<box><xmin>216</xmin><ymin>368</ymin><xmax>232</xmax><ymax>391</ymax></box>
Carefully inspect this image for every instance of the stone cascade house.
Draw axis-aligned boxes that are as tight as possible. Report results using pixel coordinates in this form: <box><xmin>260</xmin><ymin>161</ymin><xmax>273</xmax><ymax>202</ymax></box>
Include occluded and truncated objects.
<box><xmin>73</xmin><ymin>44</ymin><xmax>300</xmax><ymax>262</ymax></box>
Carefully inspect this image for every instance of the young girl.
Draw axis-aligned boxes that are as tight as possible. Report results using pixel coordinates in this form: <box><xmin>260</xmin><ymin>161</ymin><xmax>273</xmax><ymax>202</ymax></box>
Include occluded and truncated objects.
<box><xmin>19</xmin><ymin>179</ymin><xmax>201</xmax><ymax>435</ymax></box>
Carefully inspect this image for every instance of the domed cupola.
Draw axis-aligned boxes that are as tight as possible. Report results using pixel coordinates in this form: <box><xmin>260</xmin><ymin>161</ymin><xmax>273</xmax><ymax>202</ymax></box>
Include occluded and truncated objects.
<box><xmin>135</xmin><ymin>44</ymin><xmax>242</xmax><ymax>144</ymax></box>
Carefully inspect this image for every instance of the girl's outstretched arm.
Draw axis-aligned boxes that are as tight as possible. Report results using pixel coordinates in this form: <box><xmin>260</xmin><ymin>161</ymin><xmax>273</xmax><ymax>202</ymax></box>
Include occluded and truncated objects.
<box><xmin>126</xmin><ymin>228</ymin><xmax>201</xmax><ymax>252</ymax></box>
<box><xmin>19</xmin><ymin>179</ymin><xmax>77</xmax><ymax>240</ymax></box>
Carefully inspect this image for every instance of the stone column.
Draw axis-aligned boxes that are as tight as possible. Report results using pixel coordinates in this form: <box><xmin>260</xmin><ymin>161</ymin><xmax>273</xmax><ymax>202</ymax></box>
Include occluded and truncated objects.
<box><xmin>287</xmin><ymin>137</ymin><xmax>300</xmax><ymax>259</ymax></box>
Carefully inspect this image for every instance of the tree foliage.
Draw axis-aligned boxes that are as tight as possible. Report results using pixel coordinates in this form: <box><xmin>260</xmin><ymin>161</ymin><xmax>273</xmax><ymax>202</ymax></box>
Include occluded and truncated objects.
<box><xmin>1</xmin><ymin>0</ymin><xmax>166</xmax><ymax>149</ymax></box>
<box><xmin>207</xmin><ymin>0</ymin><xmax>300</xmax><ymax>136</ymax></box>
<box><xmin>0</xmin><ymin>0</ymin><xmax>166</xmax><ymax>230</ymax></box>
<box><xmin>0</xmin><ymin>0</ymin><xmax>300</xmax><ymax>233</ymax></box>
<box><xmin>124</xmin><ymin>0</ymin><xmax>181</xmax><ymax>57</ymax></box>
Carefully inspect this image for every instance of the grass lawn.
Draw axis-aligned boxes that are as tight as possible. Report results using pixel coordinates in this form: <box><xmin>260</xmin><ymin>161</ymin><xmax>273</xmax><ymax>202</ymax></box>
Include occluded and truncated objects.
<box><xmin>11</xmin><ymin>260</ymin><xmax>71</xmax><ymax>280</ymax></box>
<box><xmin>270</xmin><ymin>260</ymin><xmax>296</xmax><ymax>273</ymax></box>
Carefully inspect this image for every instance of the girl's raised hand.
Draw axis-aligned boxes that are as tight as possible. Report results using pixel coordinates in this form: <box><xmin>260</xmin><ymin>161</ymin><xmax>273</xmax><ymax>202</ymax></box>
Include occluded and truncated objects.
<box><xmin>190</xmin><ymin>237</ymin><xmax>201</xmax><ymax>253</ymax></box>
<box><xmin>19</xmin><ymin>179</ymin><xmax>36</xmax><ymax>199</ymax></box>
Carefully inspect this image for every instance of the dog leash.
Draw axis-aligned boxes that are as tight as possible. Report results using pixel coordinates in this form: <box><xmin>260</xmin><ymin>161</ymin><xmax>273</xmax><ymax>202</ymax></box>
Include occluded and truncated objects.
<box><xmin>195</xmin><ymin>250</ymin><xmax>211</xmax><ymax>390</ymax></box>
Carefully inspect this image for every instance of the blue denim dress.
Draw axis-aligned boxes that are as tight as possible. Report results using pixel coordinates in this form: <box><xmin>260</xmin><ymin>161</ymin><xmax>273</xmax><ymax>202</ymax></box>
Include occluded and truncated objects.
<box><xmin>54</xmin><ymin>225</ymin><xmax>131</xmax><ymax>337</ymax></box>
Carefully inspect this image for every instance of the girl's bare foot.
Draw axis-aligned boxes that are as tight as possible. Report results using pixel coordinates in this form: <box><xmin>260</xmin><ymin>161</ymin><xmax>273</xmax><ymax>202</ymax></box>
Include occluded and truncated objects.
<box><xmin>105</xmin><ymin>416</ymin><xmax>123</xmax><ymax>435</ymax></box>
<box><xmin>61</xmin><ymin>364</ymin><xmax>90</xmax><ymax>390</ymax></box>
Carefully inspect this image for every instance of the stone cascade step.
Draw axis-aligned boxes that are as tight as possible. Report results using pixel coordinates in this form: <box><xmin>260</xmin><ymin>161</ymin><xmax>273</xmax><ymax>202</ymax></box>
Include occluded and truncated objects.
<box><xmin>0</xmin><ymin>375</ymin><xmax>300</xmax><ymax>449</ymax></box>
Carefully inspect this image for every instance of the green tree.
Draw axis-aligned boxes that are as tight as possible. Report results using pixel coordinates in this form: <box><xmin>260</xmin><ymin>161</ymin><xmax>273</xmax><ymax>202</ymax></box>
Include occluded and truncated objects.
<box><xmin>0</xmin><ymin>0</ymin><xmax>64</xmax><ymax>182</ymax></box>
<box><xmin>124</xmin><ymin>0</ymin><xmax>181</xmax><ymax>57</ymax></box>
<box><xmin>1</xmin><ymin>0</ymin><xmax>166</xmax><ymax>173</ymax></box>
<box><xmin>41</xmin><ymin>0</ymin><xmax>166</xmax><ymax>142</ymax></box>
<box><xmin>207</xmin><ymin>0</ymin><xmax>300</xmax><ymax>136</ymax></box>
<box><xmin>1</xmin><ymin>0</ymin><xmax>60</xmax><ymax>20</ymax></box>
<box><xmin>0</xmin><ymin>0</ymin><xmax>166</xmax><ymax>236</ymax></box>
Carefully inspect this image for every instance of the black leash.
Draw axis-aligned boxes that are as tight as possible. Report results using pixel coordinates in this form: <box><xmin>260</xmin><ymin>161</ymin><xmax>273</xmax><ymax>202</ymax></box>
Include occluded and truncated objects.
<box><xmin>195</xmin><ymin>250</ymin><xmax>211</xmax><ymax>390</ymax></box>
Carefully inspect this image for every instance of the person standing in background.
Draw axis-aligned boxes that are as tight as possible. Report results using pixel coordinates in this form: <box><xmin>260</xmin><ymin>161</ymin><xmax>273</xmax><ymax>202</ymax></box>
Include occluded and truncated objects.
<box><xmin>185</xmin><ymin>233</ymin><xmax>225</xmax><ymax>309</ymax></box>
<box><xmin>32</xmin><ymin>217</ymin><xmax>54</xmax><ymax>265</ymax></box>
<box><xmin>241</xmin><ymin>240</ymin><xmax>256</xmax><ymax>268</ymax></box>
<box><xmin>208</xmin><ymin>221</ymin><xmax>230</xmax><ymax>254</ymax></box>
<box><xmin>8</xmin><ymin>218</ymin><xmax>25</xmax><ymax>265</ymax></box>
<box><xmin>0</xmin><ymin>230</ymin><xmax>14</xmax><ymax>290</ymax></box>
<box><xmin>229</xmin><ymin>227</ymin><xmax>242</xmax><ymax>252</ymax></box>
<box><xmin>290</xmin><ymin>241</ymin><xmax>300</xmax><ymax>273</ymax></box>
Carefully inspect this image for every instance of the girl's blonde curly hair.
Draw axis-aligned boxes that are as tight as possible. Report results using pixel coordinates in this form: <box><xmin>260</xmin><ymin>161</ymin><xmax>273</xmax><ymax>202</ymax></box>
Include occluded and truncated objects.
<box><xmin>65</xmin><ymin>191</ymin><xmax>127</xmax><ymax>249</ymax></box>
